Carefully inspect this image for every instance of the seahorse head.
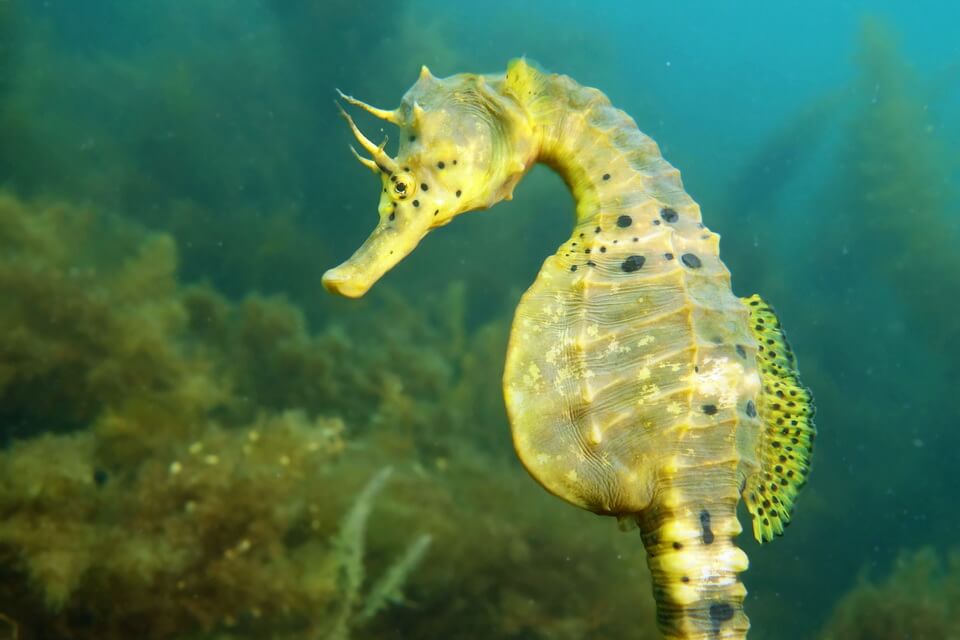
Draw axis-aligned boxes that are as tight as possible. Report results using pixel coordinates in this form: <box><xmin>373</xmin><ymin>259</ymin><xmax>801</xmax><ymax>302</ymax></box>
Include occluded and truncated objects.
<box><xmin>323</xmin><ymin>65</ymin><xmax>536</xmax><ymax>298</ymax></box>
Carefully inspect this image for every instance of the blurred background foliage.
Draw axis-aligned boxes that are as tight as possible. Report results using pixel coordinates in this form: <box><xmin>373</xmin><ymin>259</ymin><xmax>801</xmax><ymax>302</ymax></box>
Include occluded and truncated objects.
<box><xmin>0</xmin><ymin>1</ymin><xmax>957</xmax><ymax>638</ymax></box>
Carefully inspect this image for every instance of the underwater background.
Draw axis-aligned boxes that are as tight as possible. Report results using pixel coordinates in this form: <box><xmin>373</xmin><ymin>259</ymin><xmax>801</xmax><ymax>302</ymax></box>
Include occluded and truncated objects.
<box><xmin>0</xmin><ymin>1</ymin><xmax>958</xmax><ymax>638</ymax></box>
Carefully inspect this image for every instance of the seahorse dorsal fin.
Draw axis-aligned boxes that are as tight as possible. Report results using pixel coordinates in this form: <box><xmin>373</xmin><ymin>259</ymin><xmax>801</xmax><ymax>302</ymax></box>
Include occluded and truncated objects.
<box><xmin>740</xmin><ymin>294</ymin><xmax>816</xmax><ymax>543</ymax></box>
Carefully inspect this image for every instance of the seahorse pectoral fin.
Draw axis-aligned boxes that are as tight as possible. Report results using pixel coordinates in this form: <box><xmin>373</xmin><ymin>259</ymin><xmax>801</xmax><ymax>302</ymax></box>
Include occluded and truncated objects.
<box><xmin>322</xmin><ymin>212</ymin><xmax>432</xmax><ymax>298</ymax></box>
<box><xmin>740</xmin><ymin>294</ymin><xmax>816</xmax><ymax>543</ymax></box>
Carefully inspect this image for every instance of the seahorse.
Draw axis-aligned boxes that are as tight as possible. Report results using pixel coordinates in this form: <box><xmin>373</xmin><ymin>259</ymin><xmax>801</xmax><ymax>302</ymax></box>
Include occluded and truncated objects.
<box><xmin>323</xmin><ymin>60</ymin><xmax>816</xmax><ymax>640</ymax></box>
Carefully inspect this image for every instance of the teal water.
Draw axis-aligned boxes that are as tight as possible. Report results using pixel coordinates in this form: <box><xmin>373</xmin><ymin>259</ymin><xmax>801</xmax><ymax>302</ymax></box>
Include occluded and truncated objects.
<box><xmin>0</xmin><ymin>2</ymin><xmax>958</xmax><ymax>639</ymax></box>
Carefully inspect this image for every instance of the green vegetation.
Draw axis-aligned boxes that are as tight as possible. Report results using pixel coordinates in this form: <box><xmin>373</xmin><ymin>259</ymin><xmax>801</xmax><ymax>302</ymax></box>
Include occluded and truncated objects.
<box><xmin>818</xmin><ymin>548</ymin><xmax>960</xmax><ymax>640</ymax></box>
<box><xmin>831</xmin><ymin>18</ymin><xmax>958</xmax><ymax>349</ymax></box>
<box><xmin>0</xmin><ymin>191</ymin><xmax>657</xmax><ymax>639</ymax></box>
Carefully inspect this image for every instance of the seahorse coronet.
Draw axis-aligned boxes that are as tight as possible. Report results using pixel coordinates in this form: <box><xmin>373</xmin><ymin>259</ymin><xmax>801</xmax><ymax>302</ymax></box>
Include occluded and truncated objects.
<box><xmin>324</xmin><ymin>58</ymin><xmax>816</xmax><ymax>640</ymax></box>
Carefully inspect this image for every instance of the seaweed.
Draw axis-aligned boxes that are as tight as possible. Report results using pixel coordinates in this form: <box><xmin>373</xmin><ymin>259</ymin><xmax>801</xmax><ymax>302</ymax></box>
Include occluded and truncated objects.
<box><xmin>325</xmin><ymin>468</ymin><xmax>432</xmax><ymax>640</ymax></box>
<box><xmin>829</xmin><ymin>17</ymin><xmax>957</xmax><ymax>347</ymax></box>
<box><xmin>0</xmin><ymin>194</ymin><xmax>214</xmax><ymax>441</ymax></box>
<box><xmin>818</xmin><ymin>547</ymin><xmax>960</xmax><ymax>640</ymax></box>
<box><xmin>0</xmin><ymin>414</ymin><xmax>436</xmax><ymax>640</ymax></box>
<box><xmin>0</xmin><ymin>191</ymin><xmax>661</xmax><ymax>639</ymax></box>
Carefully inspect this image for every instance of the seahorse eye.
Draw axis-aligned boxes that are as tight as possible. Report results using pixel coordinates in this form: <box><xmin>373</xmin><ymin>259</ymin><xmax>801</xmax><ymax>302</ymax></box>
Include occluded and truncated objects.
<box><xmin>389</xmin><ymin>171</ymin><xmax>417</xmax><ymax>201</ymax></box>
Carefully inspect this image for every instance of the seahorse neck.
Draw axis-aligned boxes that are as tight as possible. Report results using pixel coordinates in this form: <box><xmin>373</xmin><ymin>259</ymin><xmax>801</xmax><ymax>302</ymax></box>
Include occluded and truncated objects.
<box><xmin>508</xmin><ymin>72</ymin><xmax>701</xmax><ymax>232</ymax></box>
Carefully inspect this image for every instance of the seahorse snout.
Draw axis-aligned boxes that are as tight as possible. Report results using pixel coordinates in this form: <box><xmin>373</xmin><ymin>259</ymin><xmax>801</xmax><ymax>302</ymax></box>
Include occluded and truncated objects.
<box><xmin>322</xmin><ymin>214</ymin><xmax>431</xmax><ymax>298</ymax></box>
<box><xmin>321</xmin><ymin>267</ymin><xmax>370</xmax><ymax>298</ymax></box>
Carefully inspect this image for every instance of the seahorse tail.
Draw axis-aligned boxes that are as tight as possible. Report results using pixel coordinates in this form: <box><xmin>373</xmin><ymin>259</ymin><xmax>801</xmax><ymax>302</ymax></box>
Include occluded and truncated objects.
<box><xmin>637</xmin><ymin>469</ymin><xmax>750</xmax><ymax>639</ymax></box>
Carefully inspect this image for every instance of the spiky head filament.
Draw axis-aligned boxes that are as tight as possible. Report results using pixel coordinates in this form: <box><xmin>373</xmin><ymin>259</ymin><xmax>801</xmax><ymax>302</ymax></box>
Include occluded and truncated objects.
<box><xmin>336</xmin><ymin>102</ymin><xmax>398</xmax><ymax>174</ymax></box>
<box><xmin>335</xmin><ymin>88</ymin><xmax>401</xmax><ymax>125</ymax></box>
<box><xmin>349</xmin><ymin>145</ymin><xmax>379</xmax><ymax>173</ymax></box>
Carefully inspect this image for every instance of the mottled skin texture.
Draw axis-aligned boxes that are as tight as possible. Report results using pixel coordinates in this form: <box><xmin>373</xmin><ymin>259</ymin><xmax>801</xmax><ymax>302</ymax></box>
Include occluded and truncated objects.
<box><xmin>324</xmin><ymin>60</ymin><xmax>815</xmax><ymax>640</ymax></box>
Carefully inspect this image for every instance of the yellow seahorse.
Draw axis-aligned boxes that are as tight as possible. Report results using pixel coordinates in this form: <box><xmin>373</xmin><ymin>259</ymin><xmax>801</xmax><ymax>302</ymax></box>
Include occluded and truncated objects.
<box><xmin>324</xmin><ymin>60</ymin><xmax>816</xmax><ymax>640</ymax></box>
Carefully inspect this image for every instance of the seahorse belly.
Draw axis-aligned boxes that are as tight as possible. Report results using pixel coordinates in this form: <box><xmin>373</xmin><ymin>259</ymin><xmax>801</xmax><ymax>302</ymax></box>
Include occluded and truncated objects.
<box><xmin>506</xmin><ymin>218</ymin><xmax>756</xmax><ymax>498</ymax></box>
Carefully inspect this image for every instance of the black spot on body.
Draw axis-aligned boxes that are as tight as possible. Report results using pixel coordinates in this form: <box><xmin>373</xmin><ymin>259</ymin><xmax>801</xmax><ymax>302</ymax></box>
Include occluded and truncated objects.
<box><xmin>602</xmin><ymin>173</ymin><xmax>611</xmax><ymax>181</ymax></box>
<box><xmin>617</xmin><ymin>215</ymin><xmax>632</xmax><ymax>228</ymax></box>
<box><xmin>621</xmin><ymin>255</ymin><xmax>645</xmax><ymax>273</ymax></box>
<box><xmin>421</xmin><ymin>183</ymin><xmax>429</xmax><ymax>191</ymax></box>
<box><xmin>570</xmin><ymin>265</ymin><xmax>578</xmax><ymax>272</ymax></box>
<box><xmin>736</xmin><ymin>344</ymin><xmax>747</xmax><ymax>359</ymax></box>
<box><xmin>702</xmin><ymin>404</ymin><xmax>718</xmax><ymax>415</ymax></box>
<box><xmin>664</xmin><ymin>252</ymin><xmax>674</xmax><ymax>260</ymax></box>
<box><xmin>699</xmin><ymin>510</ymin><xmax>715</xmax><ymax>544</ymax></box>
<box><xmin>681</xmin><ymin>253</ymin><xmax>702</xmax><ymax>269</ymax></box>
<box><xmin>93</xmin><ymin>468</ymin><xmax>109</xmax><ymax>487</ymax></box>
<box><xmin>437</xmin><ymin>161</ymin><xmax>445</xmax><ymax>169</ymax></box>
<box><xmin>672</xmin><ymin>541</ymin><xmax>683</xmax><ymax>550</ymax></box>
<box><xmin>412</xmin><ymin>200</ymin><xmax>419</xmax><ymax>207</ymax></box>
<box><xmin>389</xmin><ymin>212</ymin><xmax>396</xmax><ymax>221</ymax></box>
<box><xmin>660</xmin><ymin>207</ymin><xmax>679</xmax><ymax>223</ymax></box>
<box><xmin>456</xmin><ymin>190</ymin><xmax>462</xmax><ymax>197</ymax></box>
<box><xmin>710</xmin><ymin>603</ymin><xmax>735</xmax><ymax>624</ymax></box>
